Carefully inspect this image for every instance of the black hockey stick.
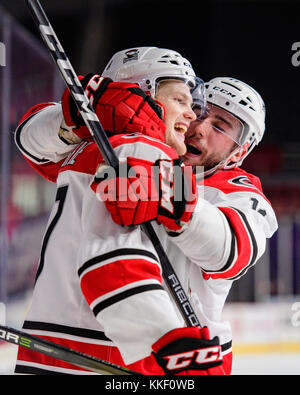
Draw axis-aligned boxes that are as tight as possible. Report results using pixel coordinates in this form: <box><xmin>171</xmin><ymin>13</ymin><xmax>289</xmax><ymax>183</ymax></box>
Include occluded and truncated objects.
<box><xmin>25</xmin><ymin>0</ymin><xmax>200</xmax><ymax>328</ymax></box>
<box><xmin>0</xmin><ymin>325</ymin><xmax>140</xmax><ymax>375</ymax></box>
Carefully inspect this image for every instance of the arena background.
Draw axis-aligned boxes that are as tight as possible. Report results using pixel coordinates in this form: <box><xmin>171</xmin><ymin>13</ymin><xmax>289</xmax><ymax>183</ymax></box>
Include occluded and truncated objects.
<box><xmin>0</xmin><ymin>0</ymin><xmax>300</xmax><ymax>374</ymax></box>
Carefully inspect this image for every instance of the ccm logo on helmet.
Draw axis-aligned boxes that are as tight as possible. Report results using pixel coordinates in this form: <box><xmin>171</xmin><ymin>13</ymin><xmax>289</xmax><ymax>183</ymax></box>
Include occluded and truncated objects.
<box><xmin>165</xmin><ymin>346</ymin><xmax>222</xmax><ymax>370</ymax></box>
<box><xmin>212</xmin><ymin>86</ymin><xmax>236</xmax><ymax>98</ymax></box>
<box><xmin>123</xmin><ymin>49</ymin><xmax>139</xmax><ymax>63</ymax></box>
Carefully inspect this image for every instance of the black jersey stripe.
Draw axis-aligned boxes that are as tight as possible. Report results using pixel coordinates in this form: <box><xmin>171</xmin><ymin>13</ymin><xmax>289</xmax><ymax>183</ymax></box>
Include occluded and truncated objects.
<box><xmin>15</xmin><ymin>364</ymin><xmax>68</xmax><ymax>375</ymax></box>
<box><xmin>78</xmin><ymin>248</ymin><xmax>159</xmax><ymax>277</ymax></box>
<box><xmin>22</xmin><ymin>320</ymin><xmax>112</xmax><ymax>342</ymax></box>
<box><xmin>202</xmin><ymin>216</ymin><xmax>237</xmax><ymax>274</ymax></box>
<box><xmin>221</xmin><ymin>340</ymin><xmax>232</xmax><ymax>352</ymax></box>
<box><xmin>14</xmin><ymin>110</ymin><xmax>51</xmax><ymax>164</ymax></box>
<box><xmin>93</xmin><ymin>283</ymin><xmax>164</xmax><ymax>316</ymax></box>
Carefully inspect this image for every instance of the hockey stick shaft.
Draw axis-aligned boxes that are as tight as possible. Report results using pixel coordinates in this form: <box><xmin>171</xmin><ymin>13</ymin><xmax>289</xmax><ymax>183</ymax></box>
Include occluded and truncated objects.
<box><xmin>0</xmin><ymin>325</ymin><xmax>140</xmax><ymax>375</ymax></box>
<box><xmin>25</xmin><ymin>0</ymin><xmax>200</xmax><ymax>328</ymax></box>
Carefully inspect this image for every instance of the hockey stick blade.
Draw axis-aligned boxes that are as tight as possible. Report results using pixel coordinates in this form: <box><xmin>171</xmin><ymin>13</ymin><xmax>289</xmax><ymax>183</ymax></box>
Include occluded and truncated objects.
<box><xmin>0</xmin><ymin>325</ymin><xmax>140</xmax><ymax>375</ymax></box>
<box><xmin>25</xmin><ymin>0</ymin><xmax>200</xmax><ymax>328</ymax></box>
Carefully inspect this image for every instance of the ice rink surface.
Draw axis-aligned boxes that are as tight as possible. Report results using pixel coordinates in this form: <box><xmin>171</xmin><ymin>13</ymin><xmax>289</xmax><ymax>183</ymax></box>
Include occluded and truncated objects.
<box><xmin>1</xmin><ymin>343</ymin><xmax>300</xmax><ymax>375</ymax></box>
<box><xmin>1</xmin><ymin>295</ymin><xmax>300</xmax><ymax>375</ymax></box>
<box><xmin>232</xmin><ymin>352</ymin><xmax>300</xmax><ymax>375</ymax></box>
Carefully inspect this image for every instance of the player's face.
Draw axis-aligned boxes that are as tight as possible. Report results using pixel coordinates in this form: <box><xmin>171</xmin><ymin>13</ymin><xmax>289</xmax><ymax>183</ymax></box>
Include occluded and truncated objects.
<box><xmin>155</xmin><ymin>81</ymin><xmax>196</xmax><ymax>156</ymax></box>
<box><xmin>182</xmin><ymin>104</ymin><xmax>242</xmax><ymax>169</ymax></box>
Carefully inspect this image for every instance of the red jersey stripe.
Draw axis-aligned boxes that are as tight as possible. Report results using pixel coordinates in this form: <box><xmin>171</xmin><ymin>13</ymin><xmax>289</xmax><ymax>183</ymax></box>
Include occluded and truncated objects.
<box><xmin>204</xmin><ymin>206</ymin><xmax>257</xmax><ymax>280</ymax></box>
<box><xmin>80</xmin><ymin>258</ymin><xmax>162</xmax><ymax>306</ymax></box>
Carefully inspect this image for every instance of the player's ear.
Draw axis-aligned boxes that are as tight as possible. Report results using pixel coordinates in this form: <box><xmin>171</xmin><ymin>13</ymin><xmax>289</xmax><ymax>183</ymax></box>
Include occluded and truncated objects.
<box><xmin>230</xmin><ymin>142</ymin><xmax>249</xmax><ymax>163</ymax></box>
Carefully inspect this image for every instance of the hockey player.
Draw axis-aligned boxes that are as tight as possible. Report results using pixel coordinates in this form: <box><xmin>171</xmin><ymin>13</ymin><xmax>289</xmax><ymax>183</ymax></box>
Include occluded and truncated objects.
<box><xmin>94</xmin><ymin>75</ymin><xmax>279</xmax><ymax>374</ymax></box>
<box><xmin>14</xmin><ymin>47</ymin><xmax>224</xmax><ymax>375</ymax></box>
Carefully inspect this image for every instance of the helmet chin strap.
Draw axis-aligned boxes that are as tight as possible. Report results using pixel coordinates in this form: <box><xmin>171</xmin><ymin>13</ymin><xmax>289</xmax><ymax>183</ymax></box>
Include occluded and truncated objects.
<box><xmin>194</xmin><ymin>144</ymin><xmax>248</xmax><ymax>180</ymax></box>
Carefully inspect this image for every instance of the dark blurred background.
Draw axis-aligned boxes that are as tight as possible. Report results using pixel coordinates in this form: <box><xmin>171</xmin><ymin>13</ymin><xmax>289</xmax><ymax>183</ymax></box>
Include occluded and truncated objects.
<box><xmin>0</xmin><ymin>0</ymin><xmax>299</xmax><ymax>302</ymax></box>
<box><xmin>2</xmin><ymin>0</ymin><xmax>300</xmax><ymax>176</ymax></box>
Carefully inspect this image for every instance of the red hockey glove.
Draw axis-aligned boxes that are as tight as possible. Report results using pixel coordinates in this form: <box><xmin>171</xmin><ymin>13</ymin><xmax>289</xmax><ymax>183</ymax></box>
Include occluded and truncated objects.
<box><xmin>61</xmin><ymin>74</ymin><xmax>165</xmax><ymax>141</ymax></box>
<box><xmin>92</xmin><ymin>157</ymin><xmax>197</xmax><ymax>231</ymax></box>
<box><xmin>152</xmin><ymin>327</ymin><xmax>225</xmax><ymax>375</ymax></box>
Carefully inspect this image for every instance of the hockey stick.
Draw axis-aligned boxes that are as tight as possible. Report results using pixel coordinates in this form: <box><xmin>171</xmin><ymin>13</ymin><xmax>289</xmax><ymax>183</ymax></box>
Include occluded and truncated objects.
<box><xmin>25</xmin><ymin>0</ymin><xmax>200</xmax><ymax>328</ymax></box>
<box><xmin>0</xmin><ymin>325</ymin><xmax>140</xmax><ymax>375</ymax></box>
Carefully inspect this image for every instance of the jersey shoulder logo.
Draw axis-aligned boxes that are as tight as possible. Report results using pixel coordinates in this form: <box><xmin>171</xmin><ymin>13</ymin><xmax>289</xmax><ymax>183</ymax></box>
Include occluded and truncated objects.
<box><xmin>228</xmin><ymin>175</ymin><xmax>257</xmax><ymax>190</ymax></box>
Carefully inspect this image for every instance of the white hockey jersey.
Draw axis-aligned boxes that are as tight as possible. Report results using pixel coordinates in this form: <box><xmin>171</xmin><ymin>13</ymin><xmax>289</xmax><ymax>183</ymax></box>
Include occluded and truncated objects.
<box><xmin>14</xmin><ymin>103</ymin><xmax>278</xmax><ymax>375</ymax></box>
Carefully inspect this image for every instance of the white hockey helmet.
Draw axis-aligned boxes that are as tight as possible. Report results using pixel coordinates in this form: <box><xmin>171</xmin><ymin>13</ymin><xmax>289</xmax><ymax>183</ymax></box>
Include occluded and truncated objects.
<box><xmin>205</xmin><ymin>77</ymin><xmax>266</xmax><ymax>149</ymax></box>
<box><xmin>102</xmin><ymin>46</ymin><xmax>201</xmax><ymax>99</ymax></box>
